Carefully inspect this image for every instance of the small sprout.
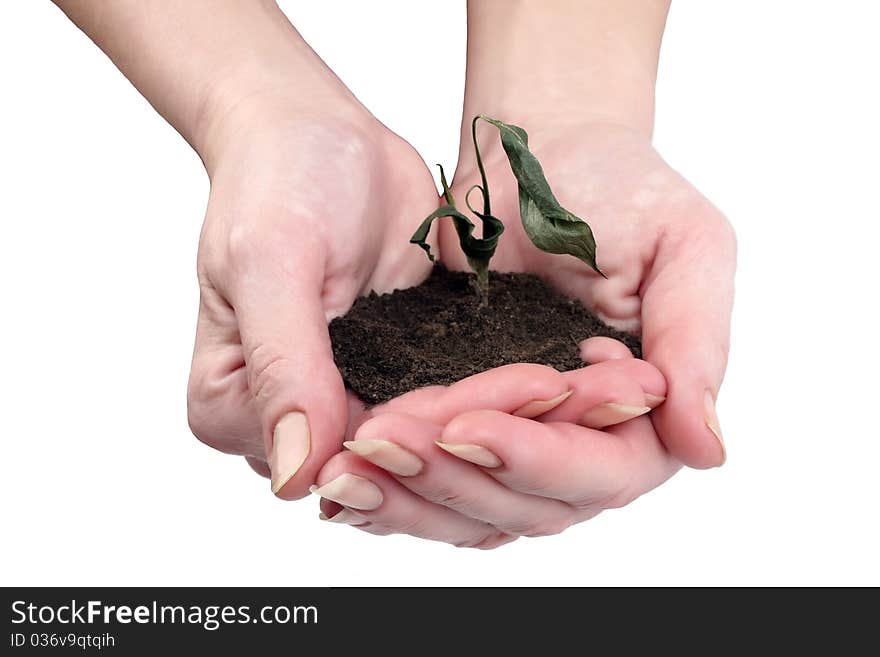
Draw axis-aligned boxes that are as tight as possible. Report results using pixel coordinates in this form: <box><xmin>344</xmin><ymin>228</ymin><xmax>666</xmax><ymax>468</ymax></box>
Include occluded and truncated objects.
<box><xmin>410</xmin><ymin>164</ymin><xmax>504</xmax><ymax>296</ymax></box>
<box><xmin>411</xmin><ymin>115</ymin><xmax>605</xmax><ymax>300</ymax></box>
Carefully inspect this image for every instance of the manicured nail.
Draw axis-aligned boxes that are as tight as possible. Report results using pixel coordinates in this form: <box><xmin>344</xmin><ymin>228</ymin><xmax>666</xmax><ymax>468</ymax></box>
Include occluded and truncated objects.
<box><xmin>512</xmin><ymin>390</ymin><xmax>573</xmax><ymax>418</ymax></box>
<box><xmin>581</xmin><ymin>402</ymin><xmax>651</xmax><ymax>428</ymax></box>
<box><xmin>269</xmin><ymin>411</ymin><xmax>310</xmax><ymax>495</ymax></box>
<box><xmin>343</xmin><ymin>439</ymin><xmax>424</xmax><ymax>477</ymax></box>
<box><xmin>704</xmin><ymin>390</ymin><xmax>726</xmax><ymax>465</ymax></box>
<box><xmin>309</xmin><ymin>473</ymin><xmax>383</xmax><ymax>511</ymax></box>
<box><xmin>319</xmin><ymin>508</ymin><xmax>365</xmax><ymax>525</ymax></box>
<box><xmin>645</xmin><ymin>394</ymin><xmax>666</xmax><ymax>408</ymax></box>
<box><xmin>435</xmin><ymin>442</ymin><xmax>503</xmax><ymax>468</ymax></box>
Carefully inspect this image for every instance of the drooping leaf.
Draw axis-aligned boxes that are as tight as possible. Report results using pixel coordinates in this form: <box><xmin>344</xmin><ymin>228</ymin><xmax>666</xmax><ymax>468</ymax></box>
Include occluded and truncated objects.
<box><xmin>410</xmin><ymin>164</ymin><xmax>504</xmax><ymax>289</ymax></box>
<box><xmin>477</xmin><ymin>115</ymin><xmax>605</xmax><ymax>277</ymax></box>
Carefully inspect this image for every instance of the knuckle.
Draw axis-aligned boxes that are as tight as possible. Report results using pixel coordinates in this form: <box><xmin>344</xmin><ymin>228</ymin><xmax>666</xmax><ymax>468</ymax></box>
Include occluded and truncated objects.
<box><xmin>187</xmin><ymin>358</ymin><xmax>262</xmax><ymax>457</ymax></box>
<box><xmin>186</xmin><ymin>366</ymin><xmax>220</xmax><ymax>448</ymax></box>
<box><xmin>246</xmin><ymin>345</ymin><xmax>293</xmax><ymax>403</ymax></box>
<box><xmin>715</xmin><ymin>214</ymin><xmax>738</xmax><ymax>249</ymax></box>
<box><xmin>572</xmin><ymin>507</ymin><xmax>603</xmax><ymax>524</ymax></box>
<box><xmin>703</xmin><ymin>214</ymin><xmax>738</xmax><ymax>268</ymax></box>
<box><xmin>595</xmin><ymin>485</ymin><xmax>642</xmax><ymax>511</ymax></box>
<box><xmin>426</xmin><ymin>484</ymin><xmax>475</xmax><ymax>515</ymax></box>
<box><xmin>456</xmin><ymin>532</ymin><xmax>516</xmax><ymax>550</ymax></box>
<box><xmin>225</xmin><ymin>223</ymin><xmax>268</xmax><ymax>271</ymax></box>
<box><xmin>186</xmin><ymin>400</ymin><xmax>211</xmax><ymax>445</ymax></box>
<box><xmin>568</xmin><ymin>491</ymin><xmax>609</xmax><ymax>513</ymax></box>
<box><xmin>393</xmin><ymin>513</ymin><xmax>428</xmax><ymax>536</ymax></box>
<box><xmin>508</xmin><ymin>514</ymin><xmax>573</xmax><ymax>538</ymax></box>
<box><xmin>186</xmin><ymin>390</ymin><xmax>233</xmax><ymax>454</ymax></box>
<box><xmin>354</xmin><ymin>413</ymin><xmax>401</xmax><ymax>440</ymax></box>
<box><xmin>512</xmin><ymin>473</ymin><xmax>558</xmax><ymax>499</ymax></box>
<box><xmin>358</xmin><ymin>523</ymin><xmax>393</xmax><ymax>537</ymax></box>
<box><xmin>437</xmin><ymin>490</ymin><xmax>466</xmax><ymax>509</ymax></box>
<box><xmin>187</xmin><ymin>358</ymin><xmax>226</xmax><ymax>407</ymax></box>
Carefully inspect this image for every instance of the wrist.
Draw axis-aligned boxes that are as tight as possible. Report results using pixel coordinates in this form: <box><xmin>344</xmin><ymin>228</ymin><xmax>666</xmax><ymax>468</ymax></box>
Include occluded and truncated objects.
<box><xmin>191</xmin><ymin>29</ymin><xmax>373</xmax><ymax>175</ymax></box>
<box><xmin>458</xmin><ymin>0</ymin><xmax>669</xmax><ymax>163</ymax></box>
<box><xmin>194</xmin><ymin>68</ymin><xmax>374</xmax><ymax>176</ymax></box>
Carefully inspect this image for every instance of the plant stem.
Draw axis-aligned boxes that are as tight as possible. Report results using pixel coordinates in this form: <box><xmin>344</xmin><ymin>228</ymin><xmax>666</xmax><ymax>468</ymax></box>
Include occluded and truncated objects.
<box><xmin>471</xmin><ymin>115</ymin><xmax>492</xmax><ymax>217</ymax></box>
<box><xmin>473</xmin><ymin>268</ymin><xmax>489</xmax><ymax>307</ymax></box>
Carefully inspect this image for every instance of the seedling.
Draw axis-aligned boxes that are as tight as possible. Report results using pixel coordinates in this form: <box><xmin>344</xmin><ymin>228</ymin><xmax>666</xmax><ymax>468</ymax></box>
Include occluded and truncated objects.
<box><xmin>411</xmin><ymin>115</ymin><xmax>604</xmax><ymax>302</ymax></box>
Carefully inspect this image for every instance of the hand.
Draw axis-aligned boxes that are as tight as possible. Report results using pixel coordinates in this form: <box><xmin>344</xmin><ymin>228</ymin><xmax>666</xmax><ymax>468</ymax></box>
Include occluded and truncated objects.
<box><xmin>446</xmin><ymin>0</ymin><xmax>736</xmax><ymax>469</ymax></box>
<box><xmin>314</xmin><ymin>0</ymin><xmax>731</xmax><ymax>548</ymax></box>
<box><xmin>53</xmin><ymin>0</ymin><xmax>448</xmax><ymax>498</ymax></box>
<box><xmin>185</xmin><ymin>102</ymin><xmax>439</xmax><ymax>498</ymax></box>
<box><xmin>314</xmin><ymin>352</ymin><xmax>670</xmax><ymax>548</ymax></box>
<box><xmin>310</xmin><ymin>123</ymin><xmax>735</xmax><ymax>548</ymax></box>
<box><xmin>443</xmin><ymin>122</ymin><xmax>736</xmax><ymax>468</ymax></box>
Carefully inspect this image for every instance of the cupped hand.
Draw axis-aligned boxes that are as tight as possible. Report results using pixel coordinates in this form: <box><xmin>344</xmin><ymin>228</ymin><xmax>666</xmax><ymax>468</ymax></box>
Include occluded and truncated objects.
<box><xmin>314</xmin><ymin>353</ymin><xmax>671</xmax><ymax>548</ymax></box>
<box><xmin>442</xmin><ymin>122</ymin><xmax>736</xmax><ymax>468</ymax></box>
<box><xmin>185</xmin><ymin>106</ymin><xmax>440</xmax><ymax>499</ymax></box>
<box><xmin>311</xmin><ymin>123</ymin><xmax>736</xmax><ymax>547</ymax></box>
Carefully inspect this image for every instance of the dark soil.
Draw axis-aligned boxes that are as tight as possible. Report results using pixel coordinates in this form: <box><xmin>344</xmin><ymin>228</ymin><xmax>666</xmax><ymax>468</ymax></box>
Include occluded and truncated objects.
<box><xmin>329</xmin><ymin>266</ymin><xmax>641</xmax><ymax>405</ymax></box>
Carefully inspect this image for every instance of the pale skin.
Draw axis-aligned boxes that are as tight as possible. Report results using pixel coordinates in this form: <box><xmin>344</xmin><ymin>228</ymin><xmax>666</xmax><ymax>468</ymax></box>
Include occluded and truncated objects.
<box><xmin>54</xmin><ymin>0</ymin><xmax>735</xmax><ymax>547</ymax></box>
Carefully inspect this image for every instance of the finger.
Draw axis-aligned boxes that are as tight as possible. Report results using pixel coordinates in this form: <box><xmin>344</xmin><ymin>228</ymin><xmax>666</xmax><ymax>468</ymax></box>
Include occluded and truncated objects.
<box><xmin>318</xmin><ymin>498</ymin><xmax>398</xmax><ymax>537</ymax></box>
<box><xmin>348</xmin><ymin>413</ymin><xmax>576</xmax><ymax>537</ymax></box>
<box><xmin>228</xmin><ymin>238</ymin><xmax>347</xmax><ymax>500</ymax></box>
<box><xmin>319</xmin><ymin>498</ymin><xmax>407</xmax><ymax>538</ymax></box>
<box><xmin>313</xmin><ymin>450</ymin><xmax>514</xmax><ymax>549</ymax></box>
<box><xmin>538</xmin><ymin>359</ymin><xmax>667</xmax><ymax>428</ymax></box>
<box><xmin>245</xmin><ymin>456</ymin><xmax>270</xmax><ymax>478</ymax></box>
<box><xmin>579</xmin><ymin>336</ymin><xmax>635</xmax><ymax>363</ymax></box>
<box><xmin>439</xmin><ymin>410</ymin><xmax>678</xmax><ymax>509</ymax></box>
<box><xmin>376</xmin><ymin>363</ymin><xmax>572</xmax><ymax>422</ymax></box>
<box><xmin>372</xmin><ymin>358</ymin><xmax>666</xmax><ymax>430</ymax></box>
<box><xmin>318</xmin><ymin>499</ymin><xmax>370</xmax><ymax>527</ymax></box>
<box><xmin>570</xmin><ymin>358</ymin><xmax>668</xmax><ymax>405</ymax></box>
<box><xmin>641</xmin><ymin>212</ymin><xmax>736</xmax><ymax>468</ymax></box>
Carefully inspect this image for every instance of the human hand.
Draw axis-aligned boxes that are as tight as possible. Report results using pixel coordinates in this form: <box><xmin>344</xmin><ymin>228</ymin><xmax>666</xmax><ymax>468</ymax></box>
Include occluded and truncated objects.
<box><xmin>315</xmin><ymin>158</ymin><xmax>734</xmax><ymax>544</ymax></box>
<box><xmin>313</xmin><ymin>351</ymin><xmax>670</xmax><ymax>548</ymax></box>
<box><xmin>442</xmin><ymin>121</ymin><xmax>735</xmax><ymax>468</ymax></box>
<box><xmin>52</xmin><ymin>0</ymin><xmax>447</xmax><ymax>498</ymax></box>
<box><xmin>185</xmin><ymin>100</ymin><xmax>440</xmax><ymax>498</ymax></box>
<box><xmin>309</xmin><ymin>0</ymin><xmax>735</xmax><ymax>544</ymax></box>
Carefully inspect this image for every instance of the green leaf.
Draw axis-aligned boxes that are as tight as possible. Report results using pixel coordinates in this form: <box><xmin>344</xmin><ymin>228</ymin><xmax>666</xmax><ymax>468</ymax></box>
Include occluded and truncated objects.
<box><xmin>477</xmin><ymin>115</ymin><xmax>605</xmax><ymax>277</ymax></box>
<box><xmin>410</xmin><ymin>164</ymin><xmax>504</xmax><ymax>289</ymax></box>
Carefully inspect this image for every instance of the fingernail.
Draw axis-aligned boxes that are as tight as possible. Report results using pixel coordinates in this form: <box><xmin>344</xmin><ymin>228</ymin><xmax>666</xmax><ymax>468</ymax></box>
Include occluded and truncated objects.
<box><xmin>645</xmin><ymin>394</ymin><xmax>666</xmax><ymax>408</ymax></box>
<box><xmin>512</xmin><ymin>390</ymin><xmax>573</xmax><ymax>418</ymax></box>
<box><xmin>704</xmin><ymin>390</ymin><xmax>726</xmax><ymax>465</ymax></box>
<box><xmin>269</xmin><ymin>411</ymin><xmax>311</xmax><ymax>495</ymax></box>
<box><xmin>581</xmin><ymin>402</ymin><xmax>651</xmax><ymax>428</ymax></box>
<box><xmin>343</xmin><ymin>439</ymin><xmax>424</xmax><ymax>477</ymax></box>
<box><xmin>319</xmin><ymin>508</ymin><xmax>365</xmax><ymax>525</ymax></box>
<box><xmin>435</xmin><ymin>441</ymin><xmax>503</xmax><ymax>468</ymax></box>
<box><xmin>309</xmin><ymin>473</ymin><xmax>383</xmax><ymax>511</ymax></box>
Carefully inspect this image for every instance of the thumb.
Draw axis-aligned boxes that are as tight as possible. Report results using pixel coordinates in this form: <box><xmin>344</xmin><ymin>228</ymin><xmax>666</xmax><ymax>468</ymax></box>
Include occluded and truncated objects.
<box><xmin>230</xmin><ymin>246</ymin><xmax>348</xmax><ymax>500</ymax></box>
<box><xmin>641</xmin><ymin>212</ymin><xmax>736</xmax><ymax>469</ymax></box>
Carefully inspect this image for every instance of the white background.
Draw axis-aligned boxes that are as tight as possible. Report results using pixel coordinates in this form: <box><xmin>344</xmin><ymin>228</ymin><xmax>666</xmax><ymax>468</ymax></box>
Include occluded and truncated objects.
<box><xmin>1</xmin><ymin>1</ymin><xmax>878</xmax><ymax>586</ymax></box>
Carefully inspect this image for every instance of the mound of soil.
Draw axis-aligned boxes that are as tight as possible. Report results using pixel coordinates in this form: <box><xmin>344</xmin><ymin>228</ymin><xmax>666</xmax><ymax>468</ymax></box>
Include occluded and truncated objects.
<box><xmin>329</xmin><ymin>266</ymin><xmax>641</xmax><ymax>405</ymax></box>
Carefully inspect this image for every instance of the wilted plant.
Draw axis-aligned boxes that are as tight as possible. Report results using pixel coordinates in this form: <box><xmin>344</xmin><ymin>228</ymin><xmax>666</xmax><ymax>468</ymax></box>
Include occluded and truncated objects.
<box><xmin>411</xmin><ymin>115</ymin><xmax>604</xmax><ymax>302</ymax></box>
